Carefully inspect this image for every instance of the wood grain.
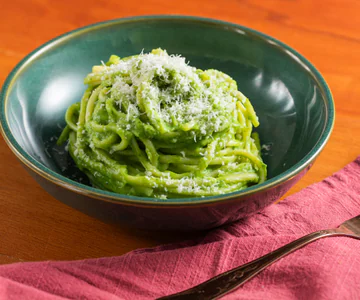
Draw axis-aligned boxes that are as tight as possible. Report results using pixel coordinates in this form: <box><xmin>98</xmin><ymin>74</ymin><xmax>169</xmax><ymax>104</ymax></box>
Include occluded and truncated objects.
<box><xmin>1</xmin><ymin>0</ymin><xmax>360</xmax><ymax>264</ymax></box>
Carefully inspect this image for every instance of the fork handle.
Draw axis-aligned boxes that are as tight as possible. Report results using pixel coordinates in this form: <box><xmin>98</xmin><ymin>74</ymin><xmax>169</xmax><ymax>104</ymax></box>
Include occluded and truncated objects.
<box><xmin>158</xmin><ymin>229</ymin><xmax>345</xmax><ymax>300</ymax></box>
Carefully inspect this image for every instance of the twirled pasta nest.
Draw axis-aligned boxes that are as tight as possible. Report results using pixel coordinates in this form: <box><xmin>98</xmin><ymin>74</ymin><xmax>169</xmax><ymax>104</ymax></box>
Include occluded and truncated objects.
<box><xmin>58</xmin><ymin>49</ymin><xmax>267</xmax><ymax>198</ymax></box>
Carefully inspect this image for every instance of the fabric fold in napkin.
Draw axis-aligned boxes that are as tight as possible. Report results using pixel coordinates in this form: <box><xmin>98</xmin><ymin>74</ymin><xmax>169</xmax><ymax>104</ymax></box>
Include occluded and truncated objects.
<box><xmin>1</xmin><ymin>157</ymin><xmax>360</xmax><ymax>300</ymax></box>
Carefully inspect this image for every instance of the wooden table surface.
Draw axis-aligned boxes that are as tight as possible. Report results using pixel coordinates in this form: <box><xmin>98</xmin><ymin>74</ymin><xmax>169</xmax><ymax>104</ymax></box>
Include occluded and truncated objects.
<box><xmin>1</xmin><ymin>0</ymin><xmax>360</xmax><ymax>265</ymax></box>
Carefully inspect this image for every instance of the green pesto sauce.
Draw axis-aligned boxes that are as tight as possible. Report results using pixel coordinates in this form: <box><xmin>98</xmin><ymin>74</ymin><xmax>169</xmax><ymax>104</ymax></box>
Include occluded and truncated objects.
<box><xmin>58</xmin><ymin>49</ymin><xmax>267</xmax><ymax>199</ymax></box>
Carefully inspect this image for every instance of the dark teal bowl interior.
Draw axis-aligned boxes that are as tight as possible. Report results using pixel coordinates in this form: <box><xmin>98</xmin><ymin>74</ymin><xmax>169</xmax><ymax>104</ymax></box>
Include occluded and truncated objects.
<box><xmin>1</xmin><ymin>16</ymin><xmax>333</xmax><ymax>204</ymax></box>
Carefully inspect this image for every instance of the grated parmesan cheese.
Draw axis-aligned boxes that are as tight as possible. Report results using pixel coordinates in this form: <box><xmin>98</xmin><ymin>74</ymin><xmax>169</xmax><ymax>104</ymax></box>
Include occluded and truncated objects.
<box><xmin>101</xmin><ymin>49</ymin><xmax>238</xmax><ymax>139</ymax></box>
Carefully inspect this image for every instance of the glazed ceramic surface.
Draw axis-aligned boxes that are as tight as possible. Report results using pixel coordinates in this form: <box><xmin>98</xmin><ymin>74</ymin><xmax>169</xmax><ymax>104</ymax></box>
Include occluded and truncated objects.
<box><xmin>0</xmin><ymin>16</ymin><xmax>334</xmax><ymax>230</ymax></box>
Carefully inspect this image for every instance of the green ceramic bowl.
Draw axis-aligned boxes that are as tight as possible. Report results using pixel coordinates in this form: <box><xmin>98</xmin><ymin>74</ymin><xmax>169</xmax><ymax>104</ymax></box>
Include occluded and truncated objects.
<box><xmin>0</xmin><ymin>16</ymin><xmax>334</xmax><ymax>230</ymax></box>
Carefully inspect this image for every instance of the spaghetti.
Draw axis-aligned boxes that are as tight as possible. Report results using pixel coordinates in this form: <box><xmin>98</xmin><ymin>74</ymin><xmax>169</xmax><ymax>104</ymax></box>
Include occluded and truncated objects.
<box><xmin>58</xmin><ymin>49</ymin><xmax>267</xmax><ymax>198</ymax></box>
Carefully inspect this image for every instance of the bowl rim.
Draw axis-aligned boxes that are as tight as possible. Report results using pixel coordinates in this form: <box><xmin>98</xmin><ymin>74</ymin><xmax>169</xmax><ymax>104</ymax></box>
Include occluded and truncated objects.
<box><xmin>0</xmin><ymin>15</ymin><xmax>335</xmax><ymax>206</ymax></box>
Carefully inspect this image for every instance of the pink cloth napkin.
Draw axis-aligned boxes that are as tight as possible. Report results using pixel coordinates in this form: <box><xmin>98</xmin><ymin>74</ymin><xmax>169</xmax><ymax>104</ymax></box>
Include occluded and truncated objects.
<box><xmin>1</xmin><ymin>157</ymin><xmax>360</xmax><ymax>300</ymax></box>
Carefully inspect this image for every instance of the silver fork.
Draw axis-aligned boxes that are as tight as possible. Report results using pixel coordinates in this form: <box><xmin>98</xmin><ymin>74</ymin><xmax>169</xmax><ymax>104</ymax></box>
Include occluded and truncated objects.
<box><xmin>158</xmin><ymin>214</ymin><xmax>360</xmax><ymax>300</ymax></box>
